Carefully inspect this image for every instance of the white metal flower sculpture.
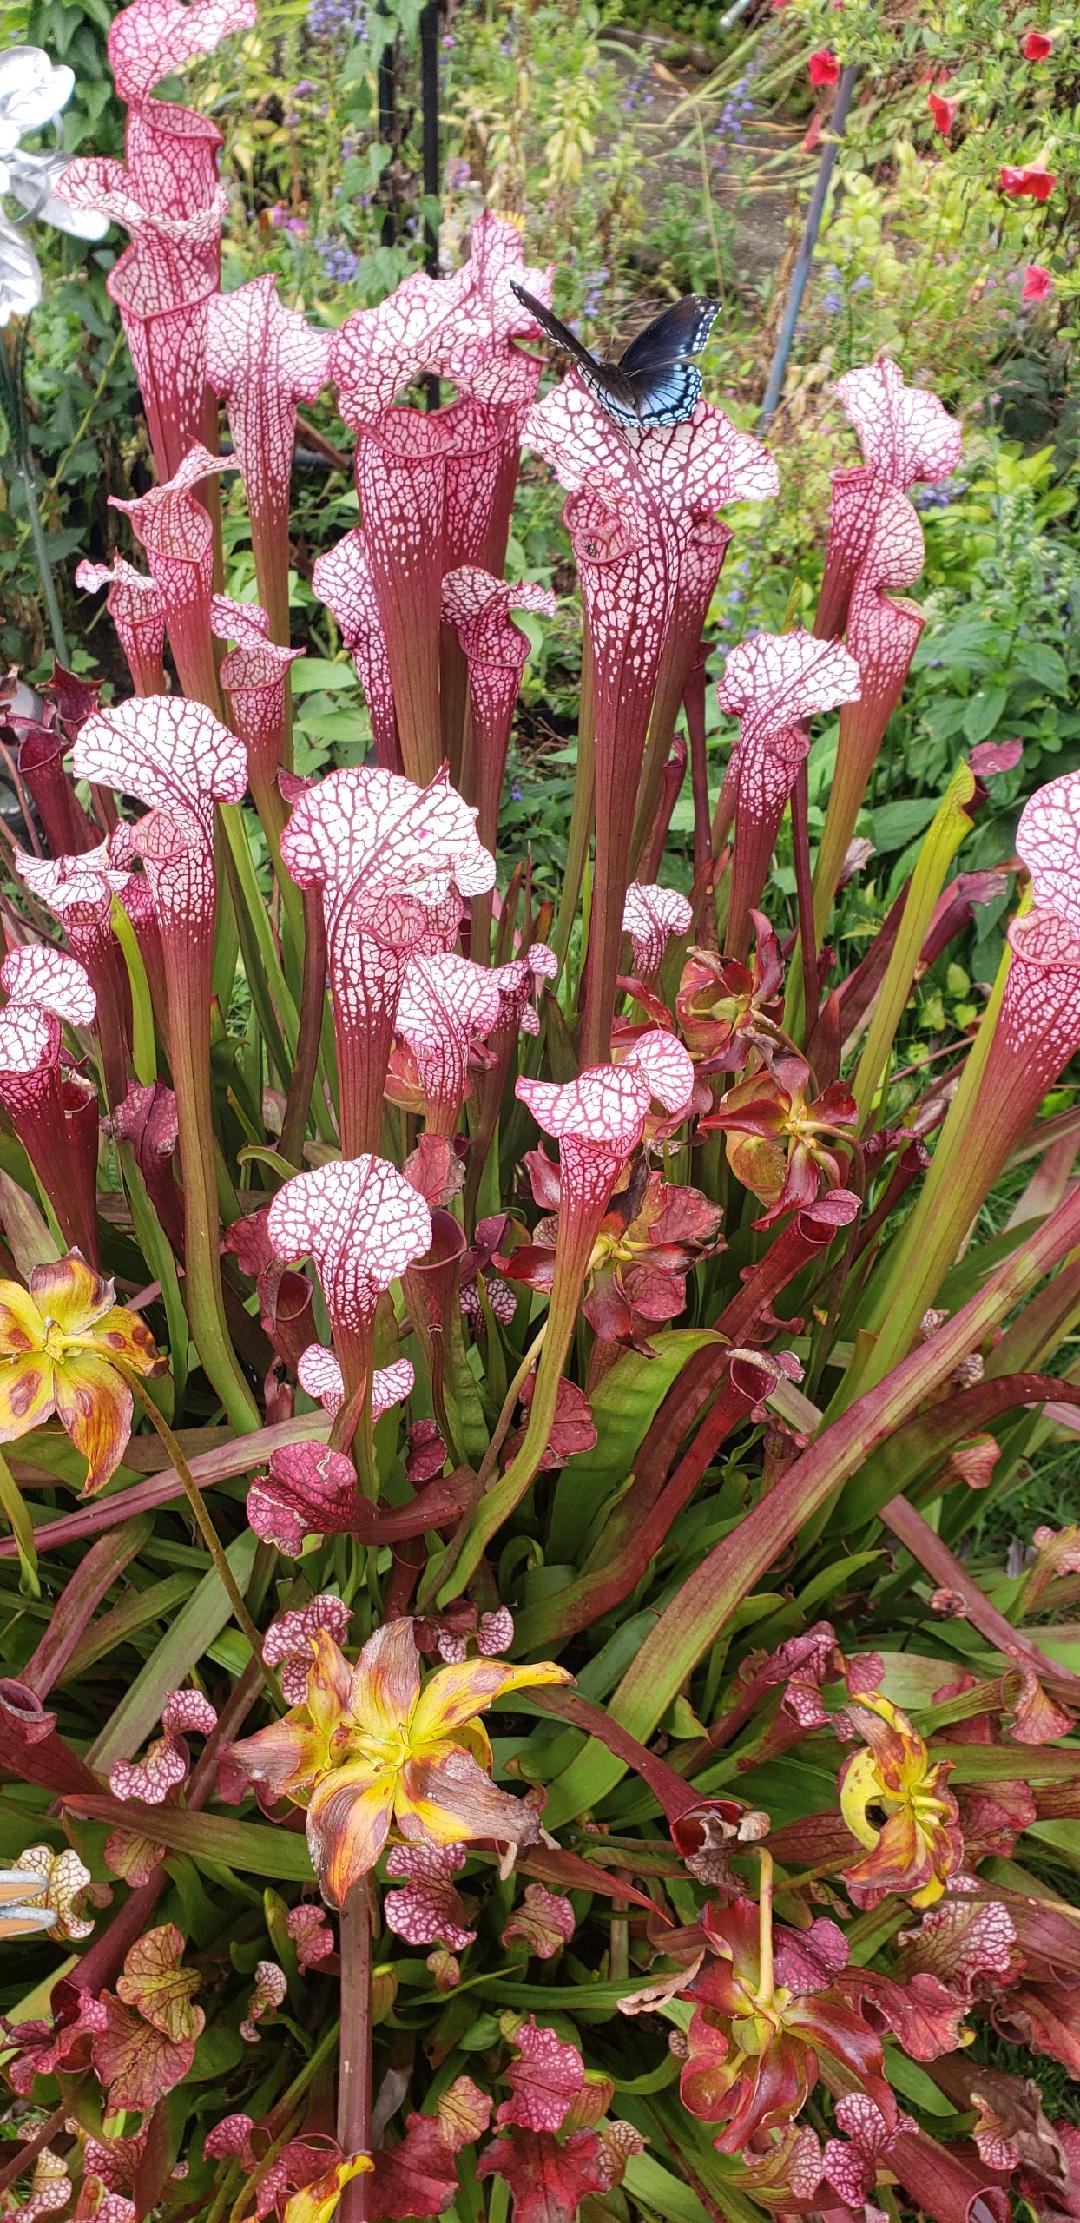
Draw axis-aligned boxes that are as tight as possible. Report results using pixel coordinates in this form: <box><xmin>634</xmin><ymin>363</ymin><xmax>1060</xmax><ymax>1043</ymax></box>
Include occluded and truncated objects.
<box><xmin>0</xmin><ymin>45</ymin><xmax>105</xmax><ymax>325</ymax></box>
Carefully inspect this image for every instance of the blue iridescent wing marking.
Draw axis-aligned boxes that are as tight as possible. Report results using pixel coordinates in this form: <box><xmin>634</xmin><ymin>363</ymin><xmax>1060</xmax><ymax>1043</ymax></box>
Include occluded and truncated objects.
<box><xmin>510</xmin><ymin>281</ymin><xmax>719</xmax><ymax>431</ymax></box>
<box><xmin>627</xmin><ymin>364</ymin><xmax>704</xmax><ymax>427</ymax></box>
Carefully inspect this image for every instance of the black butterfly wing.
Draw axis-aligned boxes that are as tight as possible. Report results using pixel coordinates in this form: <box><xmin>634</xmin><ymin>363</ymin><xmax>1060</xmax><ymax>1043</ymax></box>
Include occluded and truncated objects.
<box><xmin>624</xmin><ymin>364</ymin><xmax>704</xmax><ymax>428</ymax></box>
<box><xmin>509</xmin><ymin>282</ymin><xmax>605</xmax><ymax>382</ymax></box>
<box><xmin>617</xmin><ymin>295</ymin><xmax>719</xmax><ymax>376</ymax></box>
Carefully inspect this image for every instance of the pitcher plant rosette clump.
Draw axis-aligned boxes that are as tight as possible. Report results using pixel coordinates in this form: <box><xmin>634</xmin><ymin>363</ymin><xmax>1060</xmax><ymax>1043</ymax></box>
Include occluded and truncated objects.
<box><xmin>2</xmin><ymin>3</ymin><xmax>1080</xmax><ymax>2217</ymax></box>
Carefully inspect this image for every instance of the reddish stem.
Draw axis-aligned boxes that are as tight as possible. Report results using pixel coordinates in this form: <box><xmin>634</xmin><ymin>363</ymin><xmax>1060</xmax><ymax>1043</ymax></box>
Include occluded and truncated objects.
<box><xmin>337</xmin><ymin>1879</ymin><xmax>373</xmax><ymax>2213</ymax></box>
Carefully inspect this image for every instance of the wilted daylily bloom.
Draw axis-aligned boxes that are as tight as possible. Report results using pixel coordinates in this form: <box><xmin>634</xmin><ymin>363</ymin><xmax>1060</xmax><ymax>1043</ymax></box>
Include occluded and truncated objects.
<box><xmin>839</xmin><ymin>1692</ymin><xmax>962</xmax><ymax>1908</ymax></box>
<box><xmin>676</xmin><ymin>913</ymin><xmax>786</xmax><ymax>1077</ymax></box>
<box><xmin>230</xmin><ymin>1616</ymin><xmax>570</xmax><ymax>1905</ymax></box>
<box><xmin>680</xmin><ymin>1885</ymin><xmax>895</xmax><ymax>2151</ymax></box>
<box><xmin>701</xmin><ymin>1054</ymin><xmax>857</xmax><ymax>1227</ymax></box>
<box><xmin>0</xmin><ymin>1252</ymin><xmax>163</xmax><ymax>1494</ymax></box>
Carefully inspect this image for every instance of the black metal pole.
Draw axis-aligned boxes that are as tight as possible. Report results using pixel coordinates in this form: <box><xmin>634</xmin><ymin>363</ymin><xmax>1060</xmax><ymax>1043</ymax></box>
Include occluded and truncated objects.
<box><xmin>759</xmin><ymin>63</ymin><xmax>859</xmax><ymax>430</ymax></box>
<box><xmin>420</xmin><ymin>0</ymin><xmax>440</xmax><ymax>279</ymax></box>
<box><xmin>376</xmin><ymin>0</ymin><xmax>397</xmax><ymax>248</ymax></box>
<box><xmin>420</xmin><ymin>0</ymin><xmax>441</xmax><ymax>407</ymax></box>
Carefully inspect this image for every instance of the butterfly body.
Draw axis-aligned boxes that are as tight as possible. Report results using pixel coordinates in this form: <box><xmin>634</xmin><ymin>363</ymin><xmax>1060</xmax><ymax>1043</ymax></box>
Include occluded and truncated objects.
<box><xmin>511</xmin><ymin>282</ymin><xmax>719</xmax><ymax>430</ymax></box>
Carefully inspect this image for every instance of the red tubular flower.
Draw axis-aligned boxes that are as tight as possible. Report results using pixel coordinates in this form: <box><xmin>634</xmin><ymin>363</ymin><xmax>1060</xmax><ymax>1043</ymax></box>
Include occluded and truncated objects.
<box><xmin>312</xmin><ymin>529</ymin><xmax>399</xmax><ymax>770</ymax></box>
<box><xmin>680</xmin><ymin>1890</ymin><xmax>895</xmax><ymax>2151</ymax></box>
<box><xmin>0</xmin><ymin>947</ymin><xmax>100</xmax><ymax>1260</ymax></box>
<box><xmin>442</xmin><ymin>565</ymin><xmax>556</xmax><ymax>945</ymax></box>
<box><xmin>109</xmin><ymin>444</ymin><xmax>229</xmax><ymax>711</ymax></box>
<box><xmin>808</xmin><ymin>47</ymin><xmax>841</xmax><ymax>84</ymax></box>
<box><xmin>60</xmin><ymin>0</ymin><xmax>255</xmax><ymax>480</ymax></box>
<box><xmin>929</xmin><ymin>89</ymin><xmax>958</xmax><ymax>133</ymax></box>
<box><xmin>211</xmin><ymin>594</ymin><xmax>303</xmax><ymax>832</ymax></box>
<box><xmin>503</xmin><ymin>1159</ymin><xmax>722</xmax><ymax>1354</ymax></box>
<box><xmin>1023</xmin><ymin>263</ymin><xmax>1054</xmax><ymax>301</ymax></box>
<box><xmin>266</xmin><ymin>1154</ymin><xmax>431</xmax><ymax>1429</ymax></box>
<box><xmin>14</xmin><ymin>844</ymin><xmax>134</xmax><ymax>1104</ymax></box>
<box><xmin>279</xmin><ymin>765</ymin><xmax>495</xmax><ymax>1156</ymax></box>
<box><xmin>716</xmin><ymin>1184</ymin><xmax>860</xmax><ymax>1342</ymax></box>
<box><xmin>75</xmin><ymin>558</ymin><xmax>166</xmax><ymax>696</ymax></box>
<box><xmin>1000</xmin><ymin>163</ymin><xmax>1056</xmax><ymax>199</ymax></box>
<box><xmin>207</xmin><ymin>276</ymin><xmax>331</xmax><ymax>644</ymax></box>
<box><xmin>1022</xmin><ymin>30</ymin><xmax>1053</xmax><ymax>57</ymax></box>
<box><xmin>583</xmin><ymin>1168</ymin><xmax>723</xmax><ymax>1350</ymax></box>
<box><xmin>329</xmin><ymin>219</ymin><xmax>551</xmax><ymax>786</ymax></box>
<box><xmin>716</xmin><ymin>629</ymin><xmax>860</xmax><ymax>958</ymax></box>
<box><xmin>72</xmin><ymin>695</ymin><xmax>254</xmax><ymax>1425</ymax></box>
<box><xmin>523</xmin><ymin>375</ymin><xmax>777</xmax><ymax>1060</ymax></box>
<box><xmin>890</xmin><ymin>2124</ymin><xmax>1010</xmax><ymax>2223</ymax></box>
<box><xmin>223</xmin><ymin>1202</ymin><xmax>316</xmax><ymax>1370</ymax></box>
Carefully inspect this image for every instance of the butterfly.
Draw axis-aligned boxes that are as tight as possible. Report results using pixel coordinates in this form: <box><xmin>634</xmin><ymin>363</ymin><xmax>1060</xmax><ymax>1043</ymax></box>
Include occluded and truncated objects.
<box><xmin>510</xmin><ymin>282</ymin><xmax>719</xmax><ymax>430</ymax></box>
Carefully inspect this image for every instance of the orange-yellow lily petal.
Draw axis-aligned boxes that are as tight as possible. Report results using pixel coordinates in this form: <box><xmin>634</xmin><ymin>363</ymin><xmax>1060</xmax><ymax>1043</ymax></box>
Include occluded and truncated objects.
<box><xmin>0</xmin><ymin>1254</ymin><xmax>163</xmax><ymax>1491</ymax></box>
<box><xmin>345</xmin><ymin>1618</ymin><xmax>421</xmax><ymax>1746</ymax></box>
<box><xmin>307</xmin><ymin>1764</ymin><xmax>396</xmax><ymax>1906</ymax></box>
<box><xmin>399</xmin><ymin>1749</ymin><xmax>543</xmax><ymax>1849</ymax></box>
<box><xmin>307</xmin><ymin>1628</ymin><xmax>356</xmax><ymax>1747</ymax></box>
<box><xmin>29</xmin><ymin>1253</ymin><xmax>115</xmax><ymax>1337</ymax></box>
<box><xmin>409</xmin><ymin>1656</ymin><xmax>570</xmax><ymax>1746</ymax></box>
<box><xmin>0</xmin><ymin>1352</ymin><xmax>58</xmax><ymax>1441</ymax></box>
<box><xmin>839</xmin><ymin>1692</ymin><xmax>960</xmax><ymax>1909</ymax></box>
<box><xmin>232</xmin><ymin>1635</ymin><xmax>353</xmax><ymax>1804</ymax></box>
<box><xmin>53</xmin><ymin>1351</ymin><xmax>134</xmax><ymax>1497</ymax></box>
<box><xmin>0</xmin><ymin>1284</ymin><xmax>49</xmax><ymax>1357</ymax></box>
<box><xmin>283</xmin><ymin>2154</ymin><xmax>372</xmax><ymax>2223</ymax></box>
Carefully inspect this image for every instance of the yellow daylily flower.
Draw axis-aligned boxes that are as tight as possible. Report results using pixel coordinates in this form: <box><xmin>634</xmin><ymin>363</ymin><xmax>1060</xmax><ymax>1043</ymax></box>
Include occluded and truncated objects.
<box><xmin>839</xmin><ymin>1692</ymin><xmax>960</xmax><ymax>1909</ymax></box>
<box><xmin>0</xmin><ymin>1252</ymin><xmax>164</xmax><ymax>1494</ymax></box>
<box><xmin>283</xmin><ymin>2154</ymin><xmax>372</xmax><ymax>2223</ymax></box>
<box><xmin>232</xmin><ymin>1618</ymin><xmax>571</xmax><ymax>1906</ymax></box>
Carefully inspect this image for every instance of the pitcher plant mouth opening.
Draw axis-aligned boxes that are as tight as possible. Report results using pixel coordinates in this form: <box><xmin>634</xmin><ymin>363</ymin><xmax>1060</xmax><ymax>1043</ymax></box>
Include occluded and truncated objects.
<box><xmin>0</xmin><ymin>7</ymin><xmax>1075</xmax><ymax>2219</ymax></box>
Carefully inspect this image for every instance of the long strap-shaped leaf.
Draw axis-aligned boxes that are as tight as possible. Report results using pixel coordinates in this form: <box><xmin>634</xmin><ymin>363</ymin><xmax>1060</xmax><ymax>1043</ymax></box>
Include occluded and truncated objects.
<box><xmin>540</xmin><ymin>1182</ymin><xmax>1080</xmax><ymax>1825</ymax></box>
